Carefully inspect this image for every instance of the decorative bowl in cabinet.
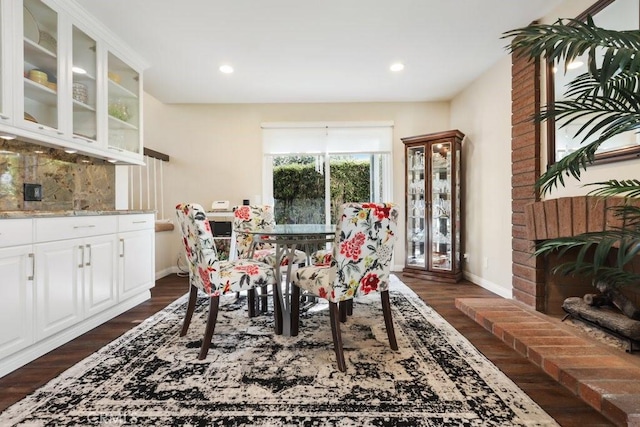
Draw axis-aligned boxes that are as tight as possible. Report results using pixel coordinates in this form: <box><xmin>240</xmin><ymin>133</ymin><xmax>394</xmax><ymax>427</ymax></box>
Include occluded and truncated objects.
<box><xmin>38</xmin><ymin>30</ymin><xmax>57</xmax><ymax>52</ymax></box>
<box><xmin>72</xmin><ymin>82</ymin><xmax>88</xmax><ymax>103</ymax></box>
<box><xmin>108</xmin><ymin>72</ymin><xmax>121</xmax><ymax>84</ymax></box>
<box><xmin>29</xmin><ymin>69</ymin><xmax>47</xmax><ymax>84</ymax></box>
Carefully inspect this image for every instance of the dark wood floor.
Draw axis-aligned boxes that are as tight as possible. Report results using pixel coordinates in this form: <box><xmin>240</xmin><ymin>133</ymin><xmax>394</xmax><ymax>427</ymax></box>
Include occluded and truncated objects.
<box><xmin>0</xmin><ymin>273</ymin><xmax>614</xmax><ymax>426</ymax></box>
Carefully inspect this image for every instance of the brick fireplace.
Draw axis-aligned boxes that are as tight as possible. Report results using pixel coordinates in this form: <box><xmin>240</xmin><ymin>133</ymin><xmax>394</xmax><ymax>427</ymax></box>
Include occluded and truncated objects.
<box><xmin>522</xmin><ymin>196</ymin><xmax>640</xmax><ymax>315</ymax></box>
<box><xmin>510</xmin><ymin>46</ymin><xmax>544</xmax><ymax>310</ymax></box>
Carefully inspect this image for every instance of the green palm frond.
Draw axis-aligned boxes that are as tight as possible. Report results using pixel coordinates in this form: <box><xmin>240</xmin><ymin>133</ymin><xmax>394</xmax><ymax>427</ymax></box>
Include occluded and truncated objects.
<box><xmin>504</xmin><ymin>17</ymin><xmax>640</xmax><ymax>84</ymax></box>
<box><xmin>586</xmin><ymin>180</ymin><xmax>640</xmax><ymax>198</ymax></box>
<box><xmin>552</xmin><ymin>262</ymin><xmax>640</xmax><ymax>287</ymax></box>
<box><xmin>566</xmin><ymin>71</ymin><xmax>640</xmax><ymax>102</ymax></box>
<box><xmin>535</xmin><ymin>143</ymin><xmax>598</xmax><ymax>194</ymax></box>
<box><xmin>536</xmin><ymin>230</ymin><xmax>640</xmax><ymax>286</ymax></box>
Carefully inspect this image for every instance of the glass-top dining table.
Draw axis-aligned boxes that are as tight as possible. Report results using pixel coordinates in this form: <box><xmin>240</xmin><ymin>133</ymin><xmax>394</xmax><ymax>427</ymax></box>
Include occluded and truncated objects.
<box><xmin>237</xmin><ymin>224</ymin><xmax>336</xmax><ymax>336</ymax></box>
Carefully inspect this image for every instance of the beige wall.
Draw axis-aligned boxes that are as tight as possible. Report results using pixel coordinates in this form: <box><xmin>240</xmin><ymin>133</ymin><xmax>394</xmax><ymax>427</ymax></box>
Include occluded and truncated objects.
<box><xmin>144</xmin><ymin>94</ymin><xmax>450</xmax><ymax>277</ymax></box>
<box><xmin>450</xmin><ymin>57</ymin><xmax>513</xmax><ymax>297</ymax></box>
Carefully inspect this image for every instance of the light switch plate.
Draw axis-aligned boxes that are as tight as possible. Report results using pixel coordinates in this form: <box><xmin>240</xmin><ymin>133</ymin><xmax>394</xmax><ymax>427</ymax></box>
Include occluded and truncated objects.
<box><xmin>24</xmin><ymin>183</ymin><xmax>42</xmax><ymax>201</ymax></box>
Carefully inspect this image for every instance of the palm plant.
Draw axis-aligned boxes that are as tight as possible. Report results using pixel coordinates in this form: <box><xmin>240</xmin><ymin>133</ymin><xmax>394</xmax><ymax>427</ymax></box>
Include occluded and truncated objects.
<box><xmin>503</xmin><ymin>17</ymin><xmax>640</xmax><ymax>289</ymax></box>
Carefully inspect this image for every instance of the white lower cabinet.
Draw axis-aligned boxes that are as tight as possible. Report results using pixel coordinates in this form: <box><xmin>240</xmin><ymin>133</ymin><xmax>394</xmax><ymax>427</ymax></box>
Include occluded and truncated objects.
<box><xmin>0</xmin><ymin>219</ymin><xmax>34</xmax><ymax>360</ymax></box>
<box><xmin>34</xmin><ymin>238</ymin><xmax>84</xmax><ymax>340</ymax></box>
<box><xmin>118</xmin><ymin>214</ymin><xmax>155</xmax><ymax>301</ymax></box>
<box><xmin>0</xmin><ymin>244</ymin><xmax>34</xmax><ymax>360</ymax></box>
<box><xmin>35</xmin><ymin>233</ymin><xmax>118</xmax><ymax>339</ymax></box>
<box><xmin>0</xmin><ymin>212</ymin><xmax>155</xmax><ymax>378</ymax></box>
<box><xmin>83</xmin><ymin>234</ymin><xmax>118</xmax><ymax>318</ymax></box>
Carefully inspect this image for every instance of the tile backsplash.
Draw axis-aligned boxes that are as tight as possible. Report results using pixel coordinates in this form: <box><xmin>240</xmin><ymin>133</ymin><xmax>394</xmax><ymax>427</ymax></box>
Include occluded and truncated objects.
<box><xmin>0</xmin><ymin>139</ymin><xmax>115</xmax><ymax>211</ymax></box>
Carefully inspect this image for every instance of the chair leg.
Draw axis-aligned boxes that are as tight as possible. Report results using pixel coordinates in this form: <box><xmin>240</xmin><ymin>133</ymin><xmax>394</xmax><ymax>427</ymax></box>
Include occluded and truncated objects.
<box><xmin>273</xmin><ymin>281</ymin><xmax>283</xmax><ymax>335</ymax></box>
<box><xmin>180</xmin><ymin>284</ymin><xmax>198</xmax><ymax>336</ymax></box>
<box><xmin>247</xmin><ymin>288</ymin><xmax>256</xmax><ymax>318</ymax></box>
<box><xmin>290</xmin><ymin>284</ymin><xmax>300</xmax><ymax>336</ymax></box>
<box><xmin>259</xmin><ymin>285</ymin><xmax>269</xmax><ymax>312</ymax></box>
<box><xmin>381</xmin><ymin>290</ymin><xmax>398</xmax><ymax>350</ymax></box>
<box><xmin>329</xmin><ymin>301</ymin><xmax>346</xmax><ymax>372</ymax></box>
<box><xmin>198</xmin><ymin>295</ymin><xmax>220</xmax><ymax>360</ymax></box>
<box><xmin>338</xmin><ymin>301</ymin><xmax>348</xmax><ymax>323</ymax></box>
<box><xmin>346</xmin><ymin>299</ymin><xmax>353</xmax><ymax>316</ymax></box>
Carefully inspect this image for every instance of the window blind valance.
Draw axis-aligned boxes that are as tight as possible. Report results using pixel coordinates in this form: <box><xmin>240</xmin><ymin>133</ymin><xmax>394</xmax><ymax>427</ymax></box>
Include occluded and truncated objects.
<box><xmin>262</xmin><ymin>121</ymin><xmax>393</xmax><ymax>154</ymax></box>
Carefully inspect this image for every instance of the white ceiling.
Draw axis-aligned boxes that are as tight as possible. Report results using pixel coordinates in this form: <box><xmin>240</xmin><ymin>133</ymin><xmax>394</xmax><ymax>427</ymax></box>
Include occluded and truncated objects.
<box><xmin>75</xmin><ymin>0</ymin><xmax>563</xmax><ymax>105</ymax></box>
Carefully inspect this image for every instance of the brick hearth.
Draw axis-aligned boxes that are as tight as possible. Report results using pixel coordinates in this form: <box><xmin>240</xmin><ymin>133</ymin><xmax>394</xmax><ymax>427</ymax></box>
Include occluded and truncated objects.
<box><xmin>456</xmin><ymin>297</ymin><xmax>640</xmax><ymax>427</ymax></box>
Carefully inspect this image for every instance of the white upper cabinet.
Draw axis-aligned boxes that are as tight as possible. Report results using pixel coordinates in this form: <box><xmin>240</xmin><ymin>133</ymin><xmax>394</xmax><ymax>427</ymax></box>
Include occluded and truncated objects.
<box><xmin>106</xmin><ymin>51</ymin><xmax>141</xmax><ymax>159</ymax></box>
<box><xmin>0</xmin><ymin>0</ymin><xmax>146</xmax><ymax>164</ymax></box>
<box><xmin>21</xmin><ymin>0</ymin><xmax>60</xmax><ymax>135</ymax></box>
<box><xmin>0</xmin><ymin>2</ymin><xmax>13</xmax><ymax>124</ymax></box>
<box><xmin>71</xmin><ymin>23</ymin><xmax>98</xmax><ymax>146</ymax></box>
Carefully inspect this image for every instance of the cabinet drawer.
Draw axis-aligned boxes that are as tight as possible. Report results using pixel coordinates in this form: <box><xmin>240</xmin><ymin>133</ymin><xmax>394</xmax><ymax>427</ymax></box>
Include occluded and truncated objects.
<box><xmin>118</xmin><ymin>214</ymin><xmax>155</xmax><ymax>232</ymax></box>
<box><xmin>35</xmin><ymin>216</ymin><xmax>118</xmax><ymax>243</ymax></box>
<box><xmin>0</xmin><ymin>219</ymin><xmax>33</xmax><ymax>248</ymax></box>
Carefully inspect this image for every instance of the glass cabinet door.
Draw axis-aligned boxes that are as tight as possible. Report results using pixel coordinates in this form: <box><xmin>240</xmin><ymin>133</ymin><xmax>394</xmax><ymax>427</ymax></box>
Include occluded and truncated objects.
<box><xmin>0</xmin><ymin>3</ymin><xmax>4</xmax><ymax>119</ymax></box>
<box><xmin>71</xmin><ymin>25</ymin><xmax>97</xmax><ymax>143</ymax></box>
<box><xmin>406</xmin><ymin>145</ymin><xmax>425</xmax><ymax>267</ymax></box>
<box><xmin>430</xmin><ymin>142</ymin><xmax>452</xmax><ymax>271</ymax></box>
<box><xmin>23</xmin><ymin>0</ymin><xmax>58</xmax><ymax>131</ymax></box>
<box><xmin>107</xmin><ymin>52</ymin><xmax>140</xmax><ymax>155</ymax></box>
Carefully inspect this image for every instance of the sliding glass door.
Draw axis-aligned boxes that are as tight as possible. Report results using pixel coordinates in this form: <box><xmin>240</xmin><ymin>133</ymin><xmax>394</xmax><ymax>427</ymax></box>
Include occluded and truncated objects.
<box><xmin>268</xmin><ymin>153</ymin><xmax>389</xmax><ymax>225</ymax></box>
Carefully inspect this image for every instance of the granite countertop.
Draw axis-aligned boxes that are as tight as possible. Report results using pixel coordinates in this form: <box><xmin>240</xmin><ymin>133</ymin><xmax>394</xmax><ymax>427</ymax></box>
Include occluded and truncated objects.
<box><xmin>0</xmin><ymin>210</ymin><xmax>156</xmax><ymax>219</ymax></box>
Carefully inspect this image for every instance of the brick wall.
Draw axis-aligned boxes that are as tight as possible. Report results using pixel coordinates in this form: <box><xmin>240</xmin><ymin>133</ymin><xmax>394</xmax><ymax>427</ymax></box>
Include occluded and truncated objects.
<box><xmin>511</xmin><ymin>52</ymin><xmax>545</xmax><ymax>310</ymax></box>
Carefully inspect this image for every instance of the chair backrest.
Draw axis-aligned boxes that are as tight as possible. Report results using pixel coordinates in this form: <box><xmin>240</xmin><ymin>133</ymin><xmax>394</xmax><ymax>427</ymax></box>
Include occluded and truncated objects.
<box><xmin>175</xmin><ymin>203</ymin><xmax>219</xmax><ymax>295</ymax></box>
<box><xmin>232</xmin><ymin>205</ymin><xmax>276</xmax><ymax>259</ymax></box>
<box><xmin>331</xmin><ymin>202</ymin><xmax>399</xmax><ymax>301</ymax></box>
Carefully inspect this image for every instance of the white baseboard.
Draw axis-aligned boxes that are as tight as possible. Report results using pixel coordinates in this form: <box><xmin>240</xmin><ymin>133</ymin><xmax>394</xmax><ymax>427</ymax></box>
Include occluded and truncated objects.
<box><xmin>462</xmin><ymin>270</ymin><xmax>512</xmax><ymax>299</ymax></box>
<box><xmin>156</xmin><ymin>266</ymin><xmax>179</xmax><ymax>280</ymax></box>
<box><xmin>0</xmin><ymin>291</ymin><xmax>151</xmax><ymax>379</ymax></box>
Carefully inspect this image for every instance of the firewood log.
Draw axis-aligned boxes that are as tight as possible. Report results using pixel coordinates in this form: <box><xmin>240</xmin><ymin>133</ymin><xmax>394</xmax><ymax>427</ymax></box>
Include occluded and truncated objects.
<box><xmin>595</xmin><ymin>280</ymin><xmax>640</xmax><ymax>320</ymax></box>
<box><xmin>583</xmin><ymin>293</ymin><xmax>610</xmax><ymax>307</ymax></box>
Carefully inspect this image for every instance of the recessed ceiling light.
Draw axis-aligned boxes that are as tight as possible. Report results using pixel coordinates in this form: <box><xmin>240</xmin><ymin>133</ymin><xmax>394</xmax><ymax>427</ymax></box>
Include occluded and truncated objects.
<box><xmin>219</xmin><ymin>65</ymin><xmax>234</xmax><ymax>74</ymax></box>
<box><xmin>390</xmin><ymin>63</ymin><xmax>404</xmax><ymax>72</ymax></box>
<box><xmin>72</xmin><ymin>66</ymin><xmax>87</xmax><ymax>74</ymax></box>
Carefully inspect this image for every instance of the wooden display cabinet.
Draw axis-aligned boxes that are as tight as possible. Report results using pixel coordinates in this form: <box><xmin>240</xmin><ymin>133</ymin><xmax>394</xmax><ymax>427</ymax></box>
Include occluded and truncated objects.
<box><xmin>402</xmin><ymin>130</ymin><xmax>464</xmax><ymax>282</ymax></box>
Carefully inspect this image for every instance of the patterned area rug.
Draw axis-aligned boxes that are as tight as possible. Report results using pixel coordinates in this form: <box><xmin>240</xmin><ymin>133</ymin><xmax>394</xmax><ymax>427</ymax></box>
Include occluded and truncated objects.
<box><xmin>0</xmin><ymin>276</ymin><xmax>558</xmax><ymax>426</ymax></box>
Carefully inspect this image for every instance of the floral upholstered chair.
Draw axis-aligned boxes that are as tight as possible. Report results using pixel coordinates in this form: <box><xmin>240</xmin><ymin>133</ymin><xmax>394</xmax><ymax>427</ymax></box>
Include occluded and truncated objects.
<box><xmin>175</xmin><ymin>203</ymin><xmax>276</xmax><ymax>360</ymax></box>
<box><xmin>291</xmin><ymin>202</ymin><xmax>399</xmax><ymax>372</ymax></box>
<box><xmin>231</xmin><ymin>204</ymin><xmax>307</xmax><ymax>267</ymax></box>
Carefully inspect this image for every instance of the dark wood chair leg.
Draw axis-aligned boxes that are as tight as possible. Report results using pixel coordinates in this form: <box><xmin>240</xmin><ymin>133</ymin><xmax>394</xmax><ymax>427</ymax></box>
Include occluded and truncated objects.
<box><xmin>381</xmin><ymin>290</ymin><xmax>398</xmax><ymax>350</ymax></box>
<box><xmin>247</xmin><ymin>288</ymin><xmax>256</xmax><ymax>318</ymax></box>
<box><xmin>273</xmin><ymin>281</ymin><xmax>283</xmax><ymax>335</ymax></box>
<box><xmin>346</xmin><ymin>299</ymin><xmax>353</xmax><ymax>316</ymax></box>
<box><xmin>259</xmin><ymin>285</ymin><xmax>269</xmax><ymax>312</ymax></box>
<box><xmin>198</xmin><ymin>295</ymin><xmax>220</xmax><ymax>360</ymax></box>
<box><xmin>290</xmin><ymin>284</ymin><xmax>300</xmax><ymax>336</ymax></box>
<box><xmin>180</xmin><ymin>284</ymin><xmax>198</xmax><ymax>336</ymax></box>
<box><xmin>329</xmin><ymin>301</ymin><xmax>346</xmax><ymax>372</ymax></box>
<box><xmin>339</xmin><ymin>301</ymin><xmax>348</xmax><ymax>323</ymax></box>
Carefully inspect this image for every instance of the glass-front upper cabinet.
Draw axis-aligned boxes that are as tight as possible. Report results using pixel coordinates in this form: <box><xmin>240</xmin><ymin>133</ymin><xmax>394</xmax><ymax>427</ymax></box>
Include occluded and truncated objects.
<box><xmin>71</xmin><ymin>25</ymin><xmax>97</xmax><ymax>144</ymax></box>
<box><xmin>22</xmin><ymin>0</ymin><xmax>59</xmax><ymax>132</ymax></box>
<box><xmin>107</xmin><ymin>51</ymin><xmax>140</xmax><ymax>155</ymax></box>
<box><xmin>0</xmin><ymin>2</ymin><xmax>5</xmax><ymax>121</ymax></box>
<box><xmin>402</xmin><ymin>130</ymin><xmax>464</xmax><ymax>283</ymax></box>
